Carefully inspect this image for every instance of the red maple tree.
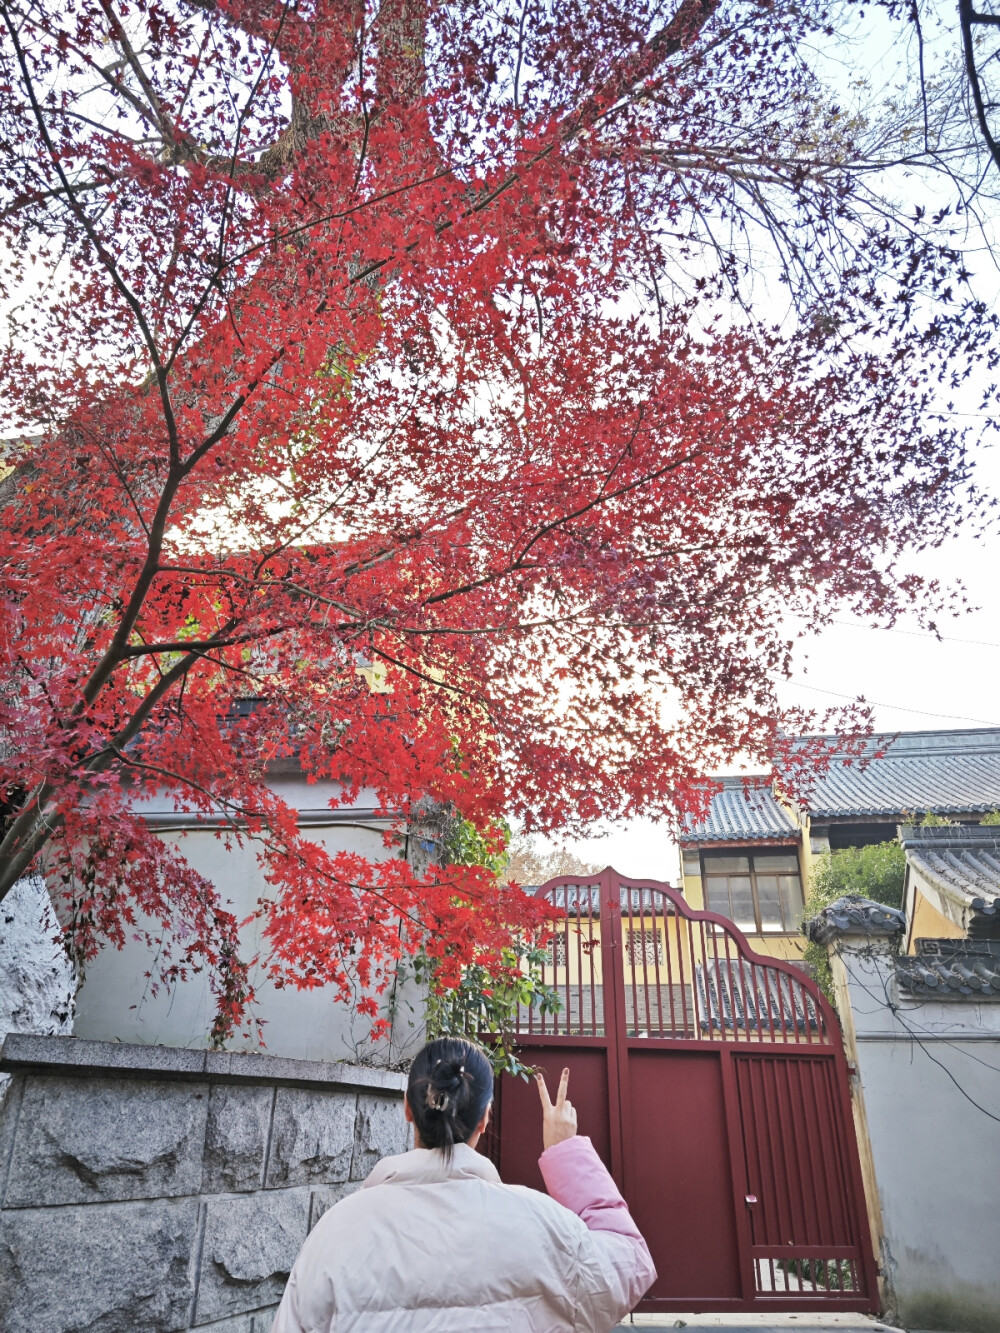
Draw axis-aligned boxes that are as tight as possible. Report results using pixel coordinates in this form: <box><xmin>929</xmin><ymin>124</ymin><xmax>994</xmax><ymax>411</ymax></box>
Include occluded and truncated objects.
<box><xmin>0</xmin><ymin>0</ymin><xmax>993</xmax><ymax>1042</ymax></box>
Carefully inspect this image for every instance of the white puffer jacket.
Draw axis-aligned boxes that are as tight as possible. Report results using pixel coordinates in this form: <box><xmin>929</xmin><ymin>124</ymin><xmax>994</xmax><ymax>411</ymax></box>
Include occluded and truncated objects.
<box><xmin>271</xmin><ymin>1136</ymin><xmax>655</xmax><ymax>1332</ymax></box>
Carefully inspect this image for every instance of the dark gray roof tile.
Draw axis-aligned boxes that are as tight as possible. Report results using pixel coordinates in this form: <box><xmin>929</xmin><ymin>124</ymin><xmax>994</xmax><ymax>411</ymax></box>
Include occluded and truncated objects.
<box><xmin>795</xmin><ymin>728</ymin><xmax>1000</xmax><ymax>818</ymax></box>
<box><xmin>896</xmin><ymin>940</ymin><xmax>1000</xmax><ymax>998</ymax></box>
<box><xmin>900</xmin><ymin>825</ymin><xmax>1000</xmax><ymax>922</ymax></box>
<box><xmin>682</xmin><ymin>779</ymin><xmax>799</xmax><ymax>843</ymax></box>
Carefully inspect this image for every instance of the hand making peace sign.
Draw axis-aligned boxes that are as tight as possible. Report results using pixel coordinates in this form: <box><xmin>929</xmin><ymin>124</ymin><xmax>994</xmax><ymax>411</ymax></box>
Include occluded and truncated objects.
<box><xmin>535</xmin><ymin>1066</ymin><xmax>578</xmax><ymax>1151</ymax></box>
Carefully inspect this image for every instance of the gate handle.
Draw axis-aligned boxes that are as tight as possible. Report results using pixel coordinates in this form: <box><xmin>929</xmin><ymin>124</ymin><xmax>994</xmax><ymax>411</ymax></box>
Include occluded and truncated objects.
<box><xmin>745</xmin><ymin>1194</ymin><xmax>758</xmax><ymax>1206</ymax></box>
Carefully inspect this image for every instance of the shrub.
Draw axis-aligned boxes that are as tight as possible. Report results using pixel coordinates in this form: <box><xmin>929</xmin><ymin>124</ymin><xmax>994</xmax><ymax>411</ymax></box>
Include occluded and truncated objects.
<box><xmin>802</xmin><ymin>839</ymin><xmax>906</xmax><ymax>1001</ymax></box>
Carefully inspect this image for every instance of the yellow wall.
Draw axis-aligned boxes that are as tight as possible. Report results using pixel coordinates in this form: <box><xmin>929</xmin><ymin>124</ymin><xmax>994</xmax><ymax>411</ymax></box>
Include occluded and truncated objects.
<box><xmin>907</xmin><ymin>886</ymin><xmax>966</xmax><ymax>953</ymax></box>
<box><xmin>543</xmin><ymin>915</ymin><xmax>808</xmax><ymax>987</ymax></box>
<box><xmin>683</xmin><ymin>869</ymin><xmax>704</xmax><ymax>908</ymax></box>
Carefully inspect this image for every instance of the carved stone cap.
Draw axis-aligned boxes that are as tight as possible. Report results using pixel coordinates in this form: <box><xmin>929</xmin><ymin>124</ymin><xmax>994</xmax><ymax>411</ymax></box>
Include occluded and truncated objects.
<box><xmin>804</xmin><ymin>895</ymin><xmax>906</xmax><ymax>946</ymax></box>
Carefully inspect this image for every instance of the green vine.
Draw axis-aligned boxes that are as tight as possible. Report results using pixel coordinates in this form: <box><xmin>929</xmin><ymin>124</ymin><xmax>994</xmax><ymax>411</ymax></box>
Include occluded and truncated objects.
<box><xmin>420</xmin><ymin>813</ymin><xmax>563</xmax><ymax>1077</ymax></box>
<box><xmin>802</xmin><ymin>839</ymin><xmax>906</xmax><ymax>1003</ymax></box>
<box><xmin>416</xmin><ymin>938</ymin><xmax>562</xmax><ymax>1079</ymax></box>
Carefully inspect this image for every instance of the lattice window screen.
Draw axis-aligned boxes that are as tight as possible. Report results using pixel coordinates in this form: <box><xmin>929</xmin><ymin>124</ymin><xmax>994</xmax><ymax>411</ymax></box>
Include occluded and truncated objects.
<box><xmin>626</xmin><ymin>928</ymin><xmax>663</xmax><ymax>964</ymax></box>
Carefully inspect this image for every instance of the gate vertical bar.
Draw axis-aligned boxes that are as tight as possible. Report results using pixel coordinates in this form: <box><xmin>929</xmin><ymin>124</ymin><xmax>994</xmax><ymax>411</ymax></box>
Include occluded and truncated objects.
<box><xmin>824</xmin><ymin>1054</ymin><xmax>880</xmax><ymax>1297</ymax></box>
<box><xmin>601</xmin><ymin>868</ymin><xmax>630</xmax><ymax>1191</ymax></box>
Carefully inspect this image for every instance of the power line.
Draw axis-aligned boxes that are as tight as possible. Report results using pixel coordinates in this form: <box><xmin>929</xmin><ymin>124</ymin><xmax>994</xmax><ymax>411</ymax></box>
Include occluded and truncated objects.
<box><xmin>787</xmin><ymin>679</ymin><xmax>1000</xmax><ymax>728</ymax></box>
<box><xmin>786</xmin><ymin>612</ymin><xmax>1000</xmax><ymax>650</ymax></box>
<box><xmin>828</xmin><ymin>618</ymin><xmax>1000</xmax><ymax>650</ymax></box>
<box><xmin>844</xmin><ymin>956</ymin><xmax>1000</xmax><ymax>1126</ymax></box>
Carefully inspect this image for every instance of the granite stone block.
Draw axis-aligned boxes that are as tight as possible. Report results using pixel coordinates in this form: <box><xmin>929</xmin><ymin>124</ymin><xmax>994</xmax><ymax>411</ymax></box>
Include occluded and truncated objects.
<box><xmin>1</xmin><ymin>1034</ymin><xmax>407</xmax><ymax>1091</ymax></box>
<box><xmin>204</xmin><ymin>1048</ymin><xmax>406</xmax><ymax>1092</ymax></box>
<box><xmin>5</xmin><ymin>1075</ymin><xmax>209</xmax><ymax>1206</ymax></box>
<box><xmin>264</xmin><ymin>1088</ymin><xmax>356</xmax><ymax>1188</ymax></box>
<box><xmin>202</xmin><ymin>1085</ymin><xmax>273</xmax><ymax>1193</ymax></box>
<box><xmin>194</xmin><ymin>1189</ymin><xmax>309</xmax><ymax>1325</ymax></box>
<box><xmin>0</xmin><ymin>1071</ymin><xmax>24</xmax><ymax>1205</ymax></box>
<box><xmin>308</xmin><ymin>1180</ymin><xmax>363</xmax><ymax>1229</ymax></box>
<box><xmin>182</xmin><ymin>1315</ymin><xmax>255</xmax><ymax>1333</ymax></box>
<box><xmin>350</xmin><ymin>1092</ymin><xmax>410</xmax><ymax>1181</ymax></box>
<box><xmin>0</xmin><ymin>1198</ymin><xmax>198</xmax><ymax>1333</ymax></box>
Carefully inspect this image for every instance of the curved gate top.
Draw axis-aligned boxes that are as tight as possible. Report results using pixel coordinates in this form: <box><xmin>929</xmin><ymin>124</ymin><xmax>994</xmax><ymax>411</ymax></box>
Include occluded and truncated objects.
<box><xmin>489</xmin><ymin>868</ymin><xmax>880</xmax><ymax>1315</ymax></box>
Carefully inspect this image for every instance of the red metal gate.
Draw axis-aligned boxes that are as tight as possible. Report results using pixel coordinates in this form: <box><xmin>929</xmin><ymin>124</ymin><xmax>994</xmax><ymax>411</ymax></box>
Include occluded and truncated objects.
<box><xmin>485</xmin><ymin>869</ymin><xmax>879</xmax><ymax>1314</ymax></box>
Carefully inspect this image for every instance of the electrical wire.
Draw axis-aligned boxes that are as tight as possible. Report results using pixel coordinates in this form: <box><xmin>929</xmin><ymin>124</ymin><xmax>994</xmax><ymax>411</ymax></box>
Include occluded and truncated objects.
<box><xmin>841</xmin><ymin>950</ymin><xmax>1000</xmax><ymax>1125</ymax></box>
<box><xmin>826</xmin><ymin>619</ymin><xmax>1000</xmax><ymax>650</ymax></box>
<box><xmin>785</xmin><ymin>612</ymin><xmax>1000</xmax><ymax>651</ymax></box>
<box><xmin>787</xmin><ymin>680</ymin><xmax>1000</xmax><ymax>727</ymax></box>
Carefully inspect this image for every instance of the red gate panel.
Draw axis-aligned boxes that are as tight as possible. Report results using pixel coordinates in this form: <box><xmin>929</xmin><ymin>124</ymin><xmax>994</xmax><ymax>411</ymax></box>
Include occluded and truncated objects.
<box><xmin>734</xmin><ymin>1054</ymin><xmax>869</xmax><ymax>1299</ymax></box>
<box><xmin>625</xmin><ymin>1050</ymin><xmax>743</xmax><ymax>1303</ymax></box>
<box><xmin>488</xmin><ymin>868</ymin><xmax>879</xmax><ymax>1314</ymax></box>
<box><xmin>491</xmin><ymin>1045</ymin><xmax>614</xmax><ymax>1194</ymax></box>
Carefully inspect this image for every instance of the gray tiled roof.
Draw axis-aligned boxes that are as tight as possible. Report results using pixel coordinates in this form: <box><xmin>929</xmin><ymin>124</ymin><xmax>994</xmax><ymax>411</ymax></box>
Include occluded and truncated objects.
<box><xmin>696</xmin><ymin>960</ymin><xmax>821</xmax><ymax>1033</ymax></box>
<box><xmin>896</xmin><ymin>940</ymin><xmax>1000</xmax><ymax>998</ymax></box>
<box><xmin>804</xmin><ymin>896</ymin><xmax>906</xmax><ymax>946</ymax></box>
<box><xmin>796</xmin><ymin>728</ymin><xmax>1000</xmax><ymax>818</ymax></box>
<box><xmin>683</xmin><ymin>728</ymin><xmax>1000</xmax><ymax>845</ymax></box>
<box><xmin>681</xmin><ymin>778</ymin><xmax>799</xmax><ymax>844</ymax></box>
<box><xmin>531</xmin><ymin>883</ymin><xmax>681</xmax><ymax>914</ymax></box>
<box><xmin>899</xmin><ymin>825</ymin><xmax>1000</xmax><ymax>925</ymax></box>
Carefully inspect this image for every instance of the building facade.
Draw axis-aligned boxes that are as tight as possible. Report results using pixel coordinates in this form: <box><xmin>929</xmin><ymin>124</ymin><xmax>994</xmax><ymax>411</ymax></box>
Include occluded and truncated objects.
<box><xmin>679</xmin><ymin>728</ymin><xmax>1000</xmax><ymax>968</ymax></box>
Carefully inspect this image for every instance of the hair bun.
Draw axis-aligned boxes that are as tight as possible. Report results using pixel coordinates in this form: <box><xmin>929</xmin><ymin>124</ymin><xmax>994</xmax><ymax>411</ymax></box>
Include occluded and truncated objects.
<box><xmin>431</xmin><ymin>1058</ymin><xmax>465</xmax><ymax>1091</ymax></box>
<box><xmin>407</xmin><ymin>1038</ymin><xmax>493</xmax><ymax>1161</ymax></box>
<box><xmin>425</xmin><ymin>1058</ymin><xmax>466</xmax><ymax>1112</ymax></box>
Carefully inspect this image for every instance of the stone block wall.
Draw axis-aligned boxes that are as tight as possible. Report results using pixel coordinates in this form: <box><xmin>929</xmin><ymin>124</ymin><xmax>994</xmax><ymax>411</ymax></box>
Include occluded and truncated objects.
<box><xmin>0</xmin><ymin>1034</ymin><xmax>410</xmax><ymax>1333</ymax></box>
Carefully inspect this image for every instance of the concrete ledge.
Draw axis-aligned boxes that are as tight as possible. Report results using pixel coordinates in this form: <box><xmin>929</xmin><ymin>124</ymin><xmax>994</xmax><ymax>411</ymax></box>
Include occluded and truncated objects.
<box><xmin>0</xmin><ymin>1034</ymin><xmax>408</xmax><ymax>1093</ymax></box>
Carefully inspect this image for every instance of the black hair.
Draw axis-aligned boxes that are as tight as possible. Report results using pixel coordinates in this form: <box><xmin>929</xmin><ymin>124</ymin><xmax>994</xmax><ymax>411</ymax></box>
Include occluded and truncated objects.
<box><xmin>406</xmin><ymin>1036</ymin><xmax>494</xmax><ymax>1164</ymax></box>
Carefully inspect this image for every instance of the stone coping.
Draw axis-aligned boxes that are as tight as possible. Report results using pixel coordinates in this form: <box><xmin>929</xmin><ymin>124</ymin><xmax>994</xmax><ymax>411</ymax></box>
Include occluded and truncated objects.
<box><xmin>0</xmin><ymin>1033</ymin><xmax>408</xmax><ymax>1092</ymax></box>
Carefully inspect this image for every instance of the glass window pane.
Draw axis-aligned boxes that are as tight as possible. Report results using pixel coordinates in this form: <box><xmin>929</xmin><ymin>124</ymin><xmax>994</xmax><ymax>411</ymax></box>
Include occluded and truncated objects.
<box><xmin>755</xmin><ymin>875</ymin><xmax>783</xmax><ymax>931</ymax></box>
<box><xmin>704</xmin><ymin>855</ymin><xmax>750</xmax><ymax>873</ymax></box>
<box><xmin>728</xmin><ymin>876</ymin><xmax>756</xmax><ymax>932</ymax></box>
<box><xmin>778</xmin><ymin>874</ymin><xmax>804</xmax><ymax>931</ymax></box>
<box><xmin>705</xmin><ymin>879</ymin><xmax>731</xmax><ymax>917</ymax></box>
<box><xmin>753</xmin><ymin>854</ymin><xmax>799</xmax><ymax>873</ymax></box>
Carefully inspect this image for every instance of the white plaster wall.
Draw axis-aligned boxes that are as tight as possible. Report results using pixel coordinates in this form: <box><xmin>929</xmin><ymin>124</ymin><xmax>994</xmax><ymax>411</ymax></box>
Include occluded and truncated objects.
<box><xmin>71</xmin><ymin>813</ymin><xmax>426</xmax><ymax>1066</ymax></box>
<box><xmin>839</xmin><ymin>947</ymin><xmax>1000</xmax><ymax>1333</ymax></box>
<box><xmin>0</xmin><ymin>875</ymin><xmax>75</xmax><ymax>1041</ymax></box>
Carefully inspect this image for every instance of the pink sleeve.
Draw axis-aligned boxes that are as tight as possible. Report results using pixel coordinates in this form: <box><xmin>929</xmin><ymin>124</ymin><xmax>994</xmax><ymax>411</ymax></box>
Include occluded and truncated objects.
<box><xmin>539</xmin><ymin>1136</ymin><xmax>656</xmax><ymax>1322</ymax></box>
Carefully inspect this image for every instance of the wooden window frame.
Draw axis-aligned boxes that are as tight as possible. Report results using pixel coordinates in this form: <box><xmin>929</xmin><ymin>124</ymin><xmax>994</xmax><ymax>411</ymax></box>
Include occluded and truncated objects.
<box><xmin>700</xmin><ymin>849</ymin><xmax>803</xmax><ymax>936</ymax></box>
